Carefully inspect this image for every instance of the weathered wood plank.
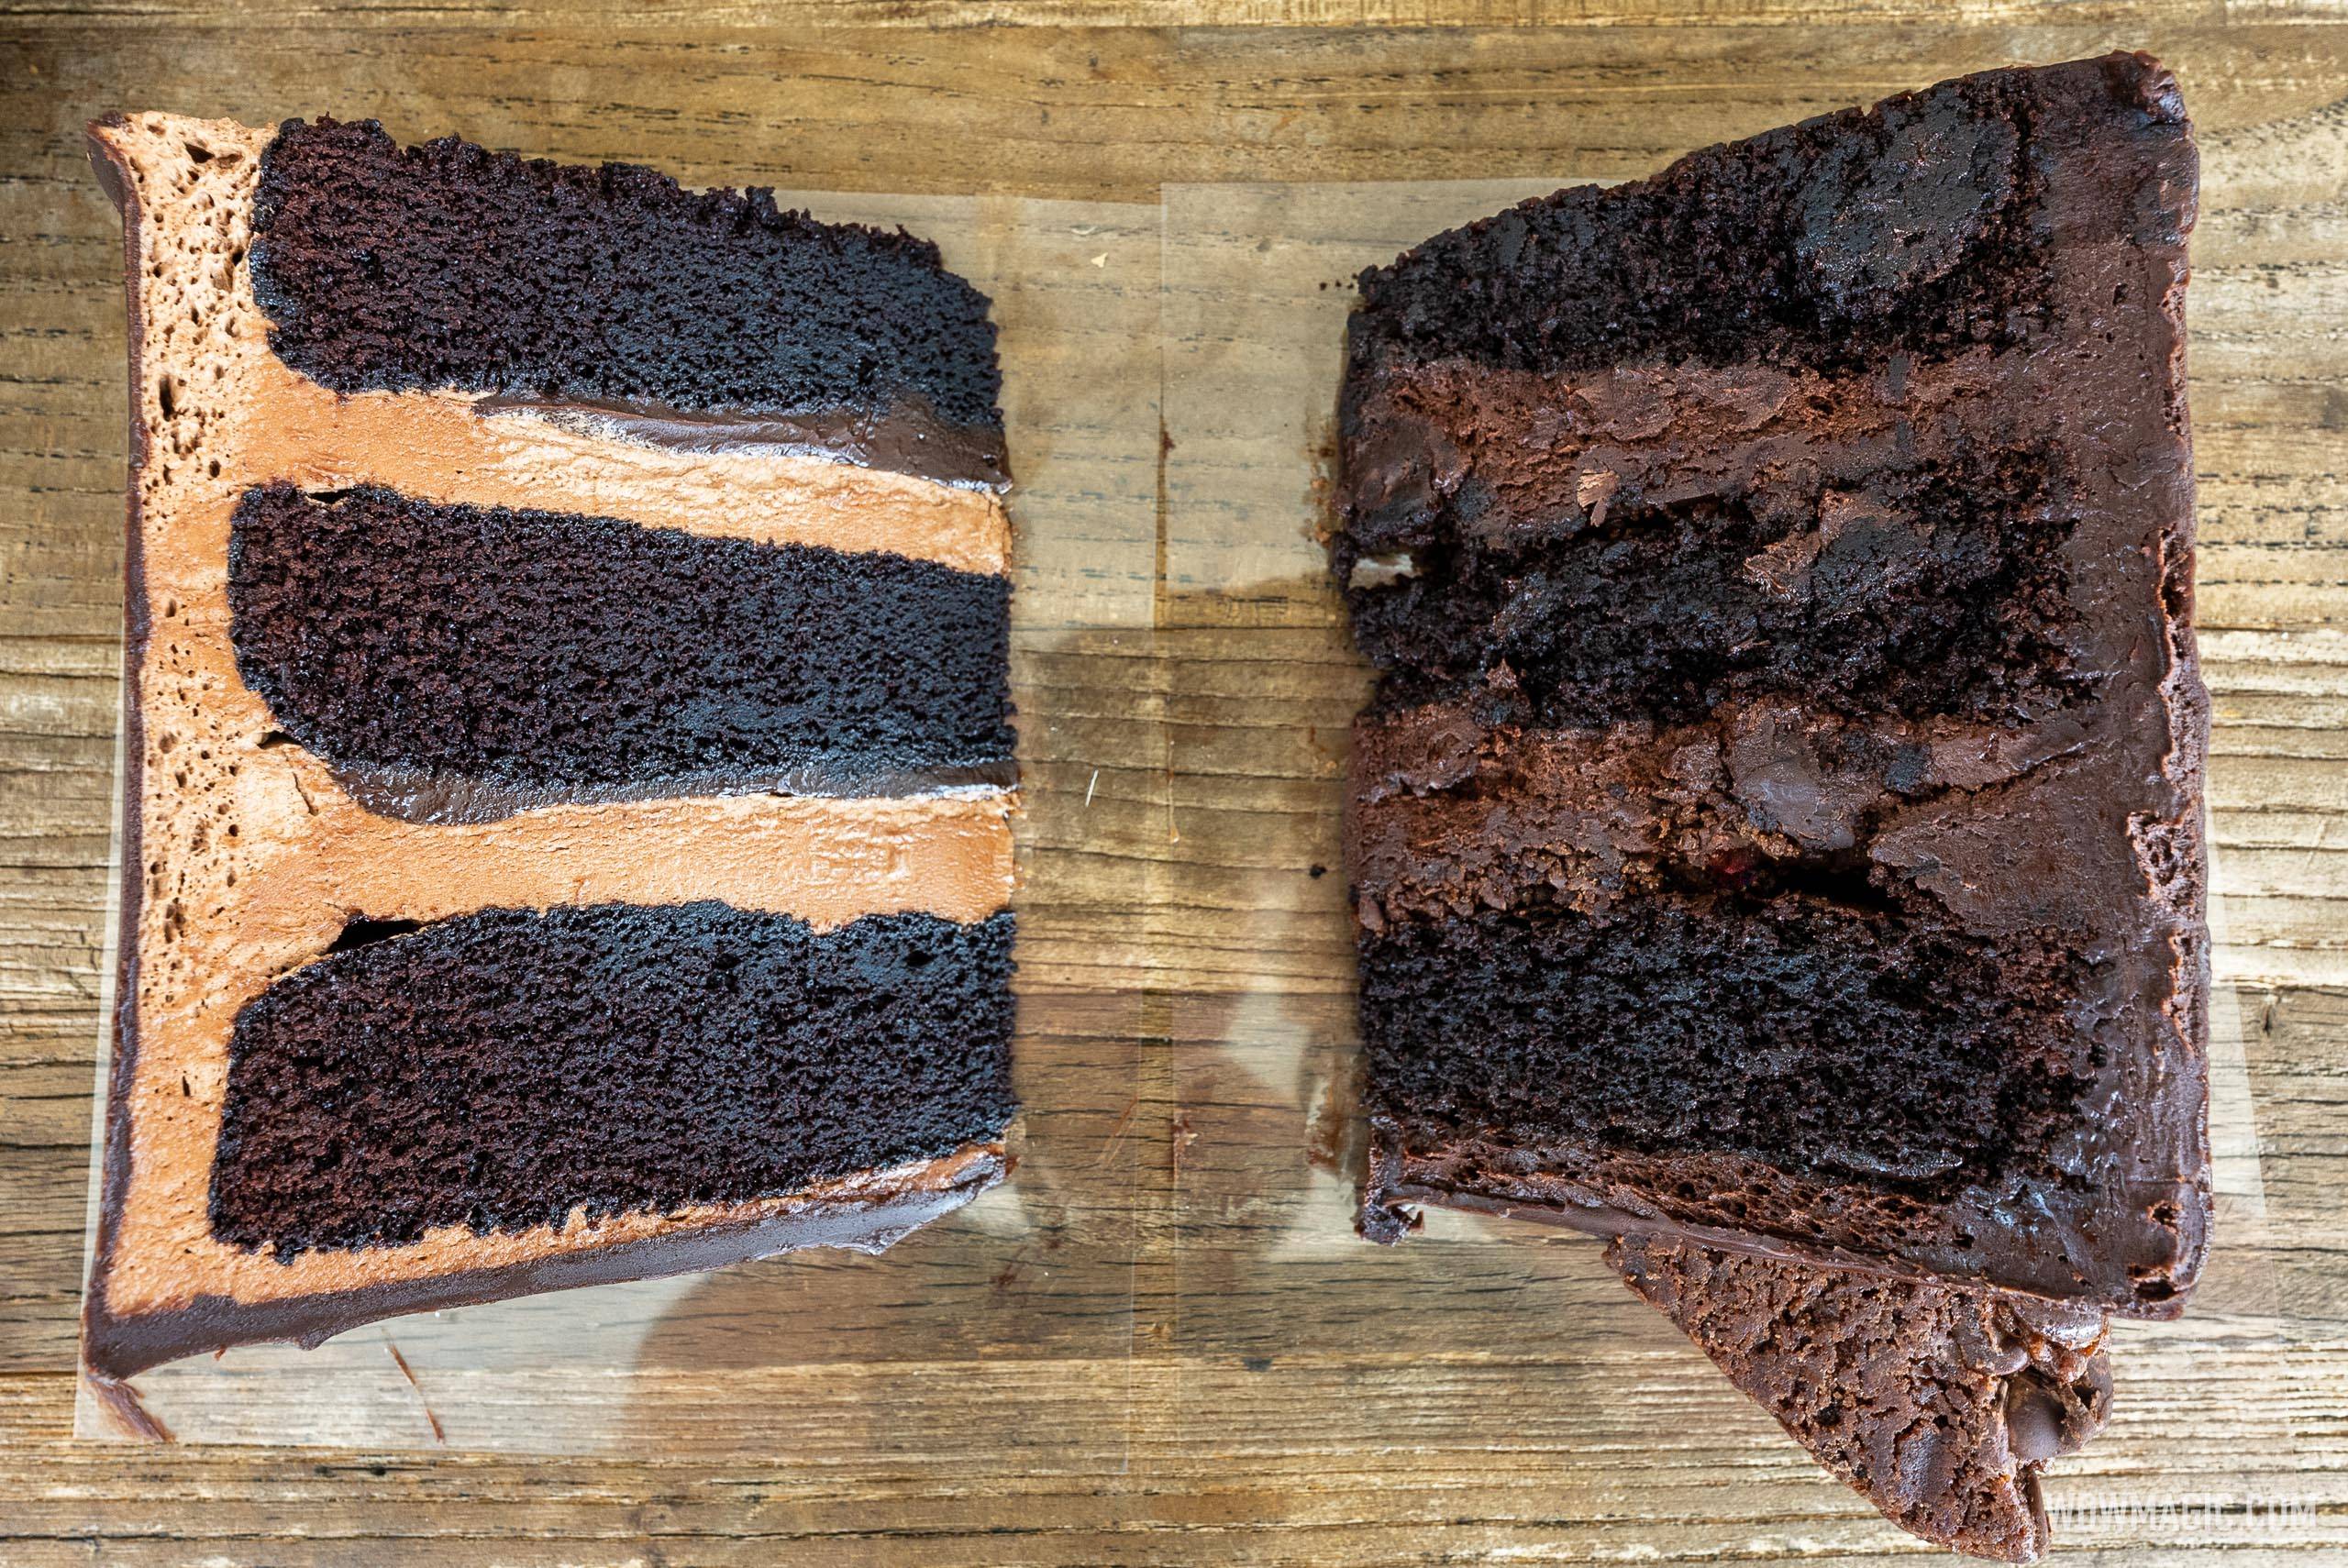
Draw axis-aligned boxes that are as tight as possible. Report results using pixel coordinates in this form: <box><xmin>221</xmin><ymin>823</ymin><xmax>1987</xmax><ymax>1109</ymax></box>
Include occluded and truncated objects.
<box><xmin>8</xmin><ymin>0</ymin><xmax>2344</xmax><ymax>28</ymax></box>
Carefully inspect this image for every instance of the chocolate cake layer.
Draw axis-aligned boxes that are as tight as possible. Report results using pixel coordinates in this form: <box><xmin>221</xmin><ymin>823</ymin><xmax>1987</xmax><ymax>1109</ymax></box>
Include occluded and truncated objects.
<box><xmin>1340</xmin><ymin>53</ymin><xmax>2207</xmax><ymax>1318</ymax></box>
<box><xmin>212</xmin><ymin>904</ymin><xmax>1014</xmax><ymax>1258</ymax></box>
<box><xmin>1361</xmin><ymin>897</ymin><xmax>2094</xmax><ymax>1197</ymax></box>
<box><xmin>228</xmin><ymin>482</ymin><xmax>1013</xmax><ymax>815</ymax></box>
<box><xmin>1610</xmin><ymin>1235</ymin><xmax>2110</xmax><ymax>1563</ymax></box>
<box><xmin>1349</xmin><ymin>64</ymin><xmax>2056</xmax><ymax>375</ymax></box>
<box><xmin>252</xmin><ymin>116</ymin><xmax>1002</xmax><ymax>438</ymax></box>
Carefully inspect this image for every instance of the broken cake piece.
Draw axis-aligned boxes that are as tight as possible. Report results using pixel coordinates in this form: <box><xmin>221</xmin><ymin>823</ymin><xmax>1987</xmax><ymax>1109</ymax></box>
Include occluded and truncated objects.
<box><xmin>1608</xmin><ymin>1235</ymin><xmax>2112</xmax><ymax>1564</ymax></box>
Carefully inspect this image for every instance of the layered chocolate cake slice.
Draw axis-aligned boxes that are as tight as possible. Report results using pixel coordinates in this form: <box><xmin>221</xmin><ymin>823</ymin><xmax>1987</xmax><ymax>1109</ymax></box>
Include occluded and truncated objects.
<box><xmin>83</xmin><ymin>114</ymin><xmax>1018</xmax><ymax>1394</ymax></box>
<box><xmin>1608</xmin><ymin>1235</ymin><xmax>2111</xmax><ymax>1563</ymax></box>
<box><xmin>1335</xmin><ymin>53</ymin><xmax>2203</xmax><ymax>1556</ymax></box>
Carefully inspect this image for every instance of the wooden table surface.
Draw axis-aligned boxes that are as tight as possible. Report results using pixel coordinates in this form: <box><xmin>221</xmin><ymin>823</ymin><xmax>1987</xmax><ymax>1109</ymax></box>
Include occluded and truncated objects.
<box><xmin>7</xmin><ymin>3</ymin><xmax>2348</xmax><ymax>1562</ymax></box>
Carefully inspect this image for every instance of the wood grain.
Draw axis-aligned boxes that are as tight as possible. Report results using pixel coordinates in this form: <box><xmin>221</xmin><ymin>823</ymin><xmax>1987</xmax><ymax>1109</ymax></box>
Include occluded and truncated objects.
<box><xmin>6</xmin><ymin>6</ymin><xmax>2348</xmax><ymax>1562</ymax></box>
<box><xmin>4</xmin><ymin>0</ymin><xmax>2344</xmax><ymax>29</ymax></box>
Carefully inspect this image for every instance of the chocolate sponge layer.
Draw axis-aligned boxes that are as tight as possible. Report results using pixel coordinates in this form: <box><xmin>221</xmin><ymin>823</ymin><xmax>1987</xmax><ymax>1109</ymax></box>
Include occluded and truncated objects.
<box><xmin>210</xmin><ymin>903</ymin><xmax>1016</xmax><ymax>1258</ymax></box>
<box><xmin>1360</xmin><ymin>893</ymin><xmax>2099</xmax><ymax>1199</ymax></box>
<box><xmin>227</xmin><ymin>482</ymin><xmax>1013</xmax><ymax>805</ymax></box>
<box><xmin>250</xmin><ymin>116</ymin><xmax>1002</xmax><ymax>427</ymax></box>
<box><xmin>1351</xmin><ymin>63</ymin><xmax>2065</xmax><ymax>376</ymax></box>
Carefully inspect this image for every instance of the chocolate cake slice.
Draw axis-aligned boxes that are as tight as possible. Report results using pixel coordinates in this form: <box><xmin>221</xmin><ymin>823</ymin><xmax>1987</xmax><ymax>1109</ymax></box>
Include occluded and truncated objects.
<box><xmin>1608</xmin><ymin>1235</ymin><xmax>2111</xmax><ymax>1564</ymax></box>
<box><xmin>82</xmin><ymin>113</ymin><xmax>1018</xmax><ymax>1400</ymax></box>
<box><xmin>1338</xmin><ymin>53</ymin><xmax>2207</xmax><ymax>1312</ymax></box>
<box><xmin>1335</xmin><ymin>53</ymin><xmax>2202</xmax><ymax>1559</ymax></box>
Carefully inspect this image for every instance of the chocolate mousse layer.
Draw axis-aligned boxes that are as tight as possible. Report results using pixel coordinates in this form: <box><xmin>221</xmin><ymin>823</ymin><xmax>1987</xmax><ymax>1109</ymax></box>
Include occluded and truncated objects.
<box><xmin>214</xmin><ymin>905</ymin><xmax>1014</xmax><ymax>1258</ymax></box>
<box><xmin>1346</xmin><ymin>698</ymin><xmax>2095</xmax><ymax>924</ymax></box>
<box><xmin>1338</xmin><ymin>52</ymin><xmax>2207</xmax><ymax>1322</ymax></box>
<box><xmin>253</xmin><ymin>116</ymin><xmax>1005</xmax><ymax>480</ymax></box>
<box><xmin>229</xmin><ymin>482</ymin><xmax>1013</xmax><ymax>818</ymax></box>
<box><xmin>1609</xmin><ymin>1235</ymin><xmax>2111</xmax><ymax>1564</ymax></box>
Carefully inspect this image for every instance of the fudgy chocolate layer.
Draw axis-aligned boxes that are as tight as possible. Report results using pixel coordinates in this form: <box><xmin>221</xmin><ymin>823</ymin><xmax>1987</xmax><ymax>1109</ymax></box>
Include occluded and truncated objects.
<box><xmin>1351</xmin><ymin>63</ymin><xmax>2070</xmax><ymax>376</ymax></box>
<box><xmin>1609</xmin><ymin>1234</ymin><xmax>2110</xmax><ymax>1563</ymax></box>
<box><xmin>1360</xmin><ymin>896</ymin><xmax>2097</xmax><ymax>1197</ymax></box>
<box><xmin>1344</xmin><ymin>448</ymin><xmax>2082</xmax><ymax>725</ymax></box>
<box><xmin>251</xmin><ymin>117</ymin><xmax>1002</xmax><ymax>429</ymax></box>
<box><xmin>228</xmin><ymin>482</ymin><xmax>1013</xmax><ymax>802</ymax></box>
<box><xmin>210</xmin><ymin>903</ymin><xmax>1015</xmax><ymax>1258</ymax></box>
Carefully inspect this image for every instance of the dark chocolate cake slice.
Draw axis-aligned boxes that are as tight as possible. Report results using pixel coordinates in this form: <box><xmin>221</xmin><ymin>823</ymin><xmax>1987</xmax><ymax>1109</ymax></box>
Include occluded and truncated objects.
<box><xmin>82</xmin><ymin>113</ymin><xmax>1018</xmax><ymax>1406</ymax></box>
<box><xmin>1608</xmin><ymin>1235</ymin><xmax>2111</xmax><ymax>1564</ymax></box>
<box><xmin>1335</xmin><ymin>53</ymin><xmax>2203</xmax><ymax>1560</ymax></box>
<box><xmin>1339</xmin><ymin>53</ymin><xmax>2206</xmax><ymax>1309</ymax></box>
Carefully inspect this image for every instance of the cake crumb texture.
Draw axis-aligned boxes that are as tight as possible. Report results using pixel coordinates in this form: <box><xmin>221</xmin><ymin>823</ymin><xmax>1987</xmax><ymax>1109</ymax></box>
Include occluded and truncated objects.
<box><xmin>252</xmin><ymin>116</ymin><xmax>1002</xmax><ymax>425</ymax></box>
<box><xmin>228</xmin><ymin>480</ymin><xmax>1013</xmax><ymax>796</ymax></box>
<box><xmin>1609</xmin><ymin>1234</ymin><xmax>2111</xmax><ymax>1563</ymax></box>
<box><xmin>211</xmin><ymin>905</ymin><xmax>1016</xmax><ymax>1258</ymax></box>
